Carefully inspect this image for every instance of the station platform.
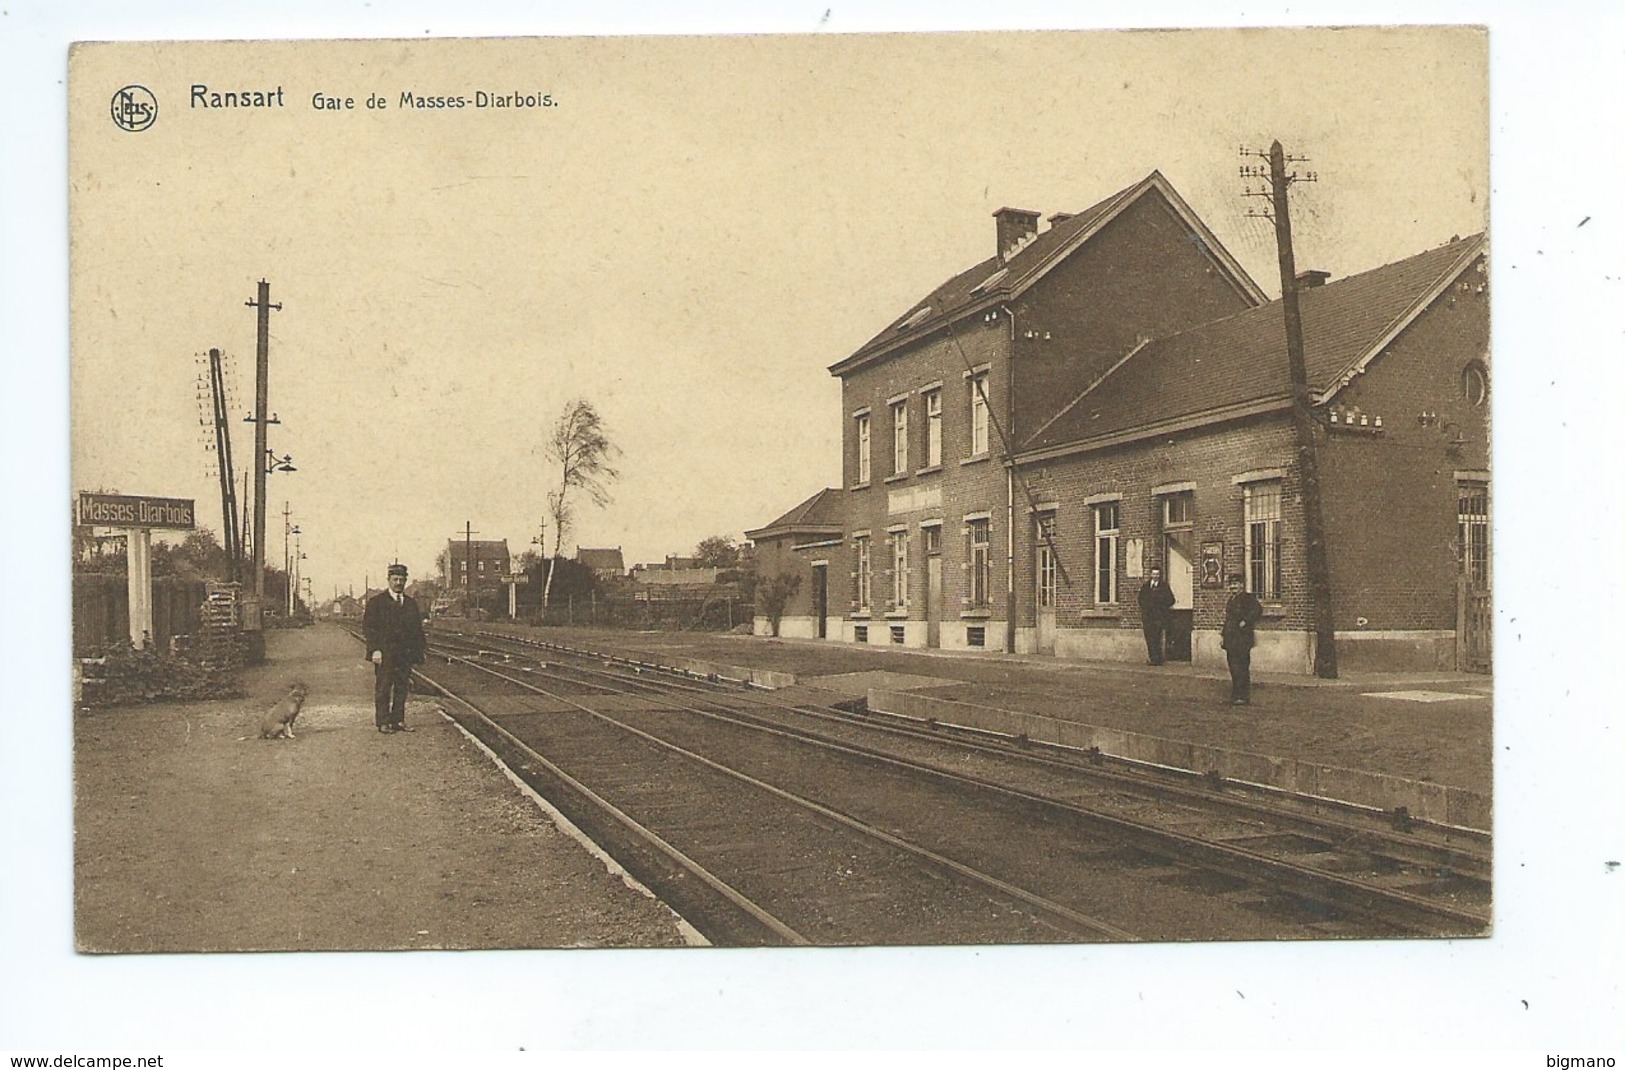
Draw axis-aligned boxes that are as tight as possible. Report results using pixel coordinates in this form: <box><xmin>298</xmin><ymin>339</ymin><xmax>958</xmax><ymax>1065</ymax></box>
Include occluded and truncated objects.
<box><xmin>73</xmin><ymin>622</ymin><xmax>697</xmax><ymax>953</ymax></box>
<box><xmin>465</xmin><ymin>621</ymin><xmax>1493</xmax><ymax>828</ymax></box>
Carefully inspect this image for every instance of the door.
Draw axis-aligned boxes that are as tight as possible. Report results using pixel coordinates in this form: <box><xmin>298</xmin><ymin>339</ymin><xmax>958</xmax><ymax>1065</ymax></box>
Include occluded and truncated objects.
<box><xmin>1035</xmin><ymin>512</ymin><xmax>1057</xmax><ymax>654</ymax></box>
<box><xmin>811</xmin><ymin>564</ymin><xmax>828</xmax><ymax>639</ymax></box>
<box><xmin>924</xmin><ymin>525</ymin><xmax>942</xmax><ymax>648</ymax></box>
<box><xmin>1161</xmin><ymin>492</ymin><xmax>1196</xmax><ymax>662</ymax></box>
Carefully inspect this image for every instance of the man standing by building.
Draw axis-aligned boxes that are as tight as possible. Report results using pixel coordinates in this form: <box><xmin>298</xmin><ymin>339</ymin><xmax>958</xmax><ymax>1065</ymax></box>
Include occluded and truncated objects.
<box><xmin>1137</xmin><ymin>566</ymin><xmax>1176</xmax><ymax>665</ymax></box>
<box><xmin>1221</xmin><ymin>573</ymin><xmax>1264</xmax><ymax>705</ymax></box>
<box><xmin>363</xmin><ymin>563</ymin><xmax>427</xmax><ymax>733</ymax></box>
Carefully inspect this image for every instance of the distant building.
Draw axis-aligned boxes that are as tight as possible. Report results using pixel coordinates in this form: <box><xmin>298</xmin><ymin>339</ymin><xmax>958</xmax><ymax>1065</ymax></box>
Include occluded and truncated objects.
<box><xmin>574</xmin><ymin>546</ymin><xmax>627</xmax><ymax>582</ymax></box>
<box><xmin>445</xmin><ymin>539</ymin><xmax>511</xmax><ymax>612</ymax></box>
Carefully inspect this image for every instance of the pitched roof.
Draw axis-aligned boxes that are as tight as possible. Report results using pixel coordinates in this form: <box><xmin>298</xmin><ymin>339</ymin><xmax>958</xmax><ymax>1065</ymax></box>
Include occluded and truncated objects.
<box><xmin>575</xmin><ymin>547</ymin><xmax>626</xmax><ymax>571</ymax></box>
<box><xmin>745</xmin><ymin>488</ymin><xmax>844</xmax><ymax>541</ymax></box>
<box><xmin>1020</xmin><ymin>234</ymin><xmax>1487</xmax><ymax>457</ymax></box>
<box><xmin>446</xmin><ymin>539</ymin><xmax>510</xmax><ymax>557</ymax></box>
<box><xmin>829</xmin><ymin>171</ymin><xmax>1266</xmax><ymax>377</ymax></box>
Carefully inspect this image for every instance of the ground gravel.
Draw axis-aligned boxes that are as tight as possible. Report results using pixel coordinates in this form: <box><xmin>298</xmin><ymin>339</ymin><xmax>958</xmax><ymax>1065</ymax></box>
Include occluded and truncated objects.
<box><xmin>74</xmin><ymin>625</ymin><xmax>694</xmax><ymax>953</ymax></box>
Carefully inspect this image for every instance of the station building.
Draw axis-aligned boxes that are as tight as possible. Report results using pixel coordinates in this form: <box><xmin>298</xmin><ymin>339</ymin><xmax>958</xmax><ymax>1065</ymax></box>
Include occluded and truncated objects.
<box><xmin>750</xmin><ymin>171</ymin><xmax>1490</xmax><ymax>673</ymax></box>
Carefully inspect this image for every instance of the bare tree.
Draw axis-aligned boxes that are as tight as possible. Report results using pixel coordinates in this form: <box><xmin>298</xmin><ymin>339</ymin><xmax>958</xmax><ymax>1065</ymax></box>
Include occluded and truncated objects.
<box><xmin>540</xmin><ymin>398</ymin><xmax>619</xmax><ymax>609</ymax></box>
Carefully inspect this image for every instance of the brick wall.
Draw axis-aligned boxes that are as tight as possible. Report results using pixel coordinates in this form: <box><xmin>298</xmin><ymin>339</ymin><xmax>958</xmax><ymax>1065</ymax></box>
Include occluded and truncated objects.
<box><xmin>1320</xmin><ymin>256</ymin><xmax>1490</xmax><ymax>632</ymax></box>
<box><xmin>1011</xmin><ymin>192</ymin><xmax>1260</xmax><ymax>441</ymax></box>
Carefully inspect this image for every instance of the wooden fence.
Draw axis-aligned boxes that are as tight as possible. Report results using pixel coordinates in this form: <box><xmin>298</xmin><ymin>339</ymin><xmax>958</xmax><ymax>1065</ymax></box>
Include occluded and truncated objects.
<box><xmin>72</xmin><ymin>574</ymin><xmax>209</xmax><ymax>654</ymax></box>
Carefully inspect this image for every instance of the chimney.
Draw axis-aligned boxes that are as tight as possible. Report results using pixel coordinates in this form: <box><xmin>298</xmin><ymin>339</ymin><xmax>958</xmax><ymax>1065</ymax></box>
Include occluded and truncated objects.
<box><xmin>1296</xmin><ymin>269</ymin><xmax>1331</xmax><ymax>289</ymax></box>
<box><xmin>993</xmin><ymin>207</ymin><xmax>1041</xmax><ymax>263</ymax></box>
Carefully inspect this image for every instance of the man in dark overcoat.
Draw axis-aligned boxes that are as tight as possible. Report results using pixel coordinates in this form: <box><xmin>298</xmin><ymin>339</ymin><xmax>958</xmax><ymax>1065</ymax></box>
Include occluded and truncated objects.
<box><xmin>1137</xmin><ymin>566</ymin><xmax>1177</xmax><ymax>665</ymax></box>
<box><xmin>1221</xmin><ymin>573</ymin><xmax>1264</xmax><ymax>705</ymax></box>
<box><xmin>363</xmin><ymin>563</ymin><xmax>427</xmax><ymax>732</ymax></box>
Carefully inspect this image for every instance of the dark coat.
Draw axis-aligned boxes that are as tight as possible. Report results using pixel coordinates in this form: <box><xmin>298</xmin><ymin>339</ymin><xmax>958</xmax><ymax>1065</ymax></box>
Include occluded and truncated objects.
<box><xmin>1137</xmin><ymin>578</ymin><xmax>1176</xmax><ymax>620</ymax></box>
<box><xmin>1221</xmin><ymin>590</ymin><xmax>1264</xmax><ymax>652</ymax></box>
<box><xmin>362</xmin><ymin>591</ymin><xmax>427</xmax><ymax>665</ymax></box>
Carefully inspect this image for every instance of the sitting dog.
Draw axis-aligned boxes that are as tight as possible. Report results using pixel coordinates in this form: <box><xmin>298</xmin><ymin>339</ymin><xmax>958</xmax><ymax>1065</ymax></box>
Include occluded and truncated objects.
<box><xmin>258</xmin><ymin>681</ymin><xmax>309</xmax><ymax>740</ymax></box>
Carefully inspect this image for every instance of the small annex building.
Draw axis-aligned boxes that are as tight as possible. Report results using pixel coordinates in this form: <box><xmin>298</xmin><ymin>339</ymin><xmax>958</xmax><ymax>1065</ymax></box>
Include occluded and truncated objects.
<box><xmin>745</xmin><ymin>487</ymin><xmax>844</xmax><ymax>639</ymax></box>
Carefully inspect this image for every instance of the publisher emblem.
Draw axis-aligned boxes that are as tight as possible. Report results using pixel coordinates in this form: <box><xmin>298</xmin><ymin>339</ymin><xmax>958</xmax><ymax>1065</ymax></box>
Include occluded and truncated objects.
<box><xmin>111</xmin><ymin>85</ymin><xmax>157</xmax><ymax>132</ymax></box>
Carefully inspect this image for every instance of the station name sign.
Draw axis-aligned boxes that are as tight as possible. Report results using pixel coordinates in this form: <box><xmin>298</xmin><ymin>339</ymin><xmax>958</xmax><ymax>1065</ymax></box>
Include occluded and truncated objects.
<box><xmin>78</xmin><ymin>493</ymin><xmax>196</xmax><ymax>530</ymax></box>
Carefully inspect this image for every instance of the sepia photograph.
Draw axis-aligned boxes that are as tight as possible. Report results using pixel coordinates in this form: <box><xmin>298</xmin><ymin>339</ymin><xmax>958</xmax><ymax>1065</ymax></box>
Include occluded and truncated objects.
<box><xmin>67</xmin><ymin>26</ymin><xmax>1491</xmax><ymax>954</ymax></box>
<box><xmin>6</xmin><ymin>0</ymin><xmax>1624</xmax><ymax>1059</ymax></box>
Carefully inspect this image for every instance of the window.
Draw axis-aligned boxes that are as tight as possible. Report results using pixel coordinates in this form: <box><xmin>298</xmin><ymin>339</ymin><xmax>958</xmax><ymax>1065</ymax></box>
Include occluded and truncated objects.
<box><xmin>969</xmin><ymin>372</ymin><xmax>990</xmax><ymax>456</ymax></box>
<box><xmin>966</xmin><ymin>625</ymin><xmax>986</xmax><ymax>648</ymax></box>
<box><xmin>1243</xmin><ymin>481</ymin><xmax>1282</xmax><ymax>600</ymax></box>
<box><xmin>890</xmin><ymin>529</ymin><xmax>910</xmax><ymax>608</ymax></box>
<box><xmin>891</xmin><ymin>399</ymin><xmax>909</xmax><ymax>476</ymax></box>
<box><xmin>890</xmin><ymin>625</ymin><xmax>906</xmax><ymax>645</ymax></box>
<box><xmin>924</xmin><ymin>389</ymin><xmax>943</xmax><ymax>468</ymax></box>
<box><xmin>1036</xmin><ymin>513</ymin><xmax>1057</xmax><ymax>609</ymax></box>
<box><xmin>1458</xmin><ymin>482</ymin><xmax>1490</xmax><ymax>588</ymax></box>
<box><xmin>855</xmin><ymin>413</ymin><xmax>871</xmax><ymax>485</ymax></box>
<box><xmin>966</xmin><ymin>518</ymin><xmax>992</xmax><ymax>606</ymax></box>
<box><xmin>854</xmin><ymin>624</ymin><xmax>869</xmax><ymax>643</ymax></box>
<box><xmin>1163</xmin><ymin>492</ymin><xmax>1195</xmax><ymax>527</ymax></box>
<box><xmin>923</xmin><ymin>524</ymin><xmax>942</xmax><ymax>556</ymax></box>
<box><xmin>854</xmin><ymin>535</ymin><xmax>871</xmax><ymax>611</ymax></box>
<box><xmin>1093</xmin><ymin>502</ymin><xmax>1119</xmax><ymax>604</ymax></box>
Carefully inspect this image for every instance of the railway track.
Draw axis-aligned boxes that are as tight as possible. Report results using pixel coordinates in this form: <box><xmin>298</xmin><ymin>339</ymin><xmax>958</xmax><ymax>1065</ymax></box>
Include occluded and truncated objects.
<box><xmin>356</xmin><ymin>624</ymin><xmax>1491</xmax><ymax>945</ymax></box>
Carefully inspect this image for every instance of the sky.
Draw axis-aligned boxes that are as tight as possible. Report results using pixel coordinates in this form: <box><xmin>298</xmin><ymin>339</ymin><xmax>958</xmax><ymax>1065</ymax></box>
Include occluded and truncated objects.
<box><xmin>64</xmin><ymin>27</ymin><xmax>1490</xmax><ymax>600</ymax></box>
<box><xmin>7</xmin><ymin>0</ymin><xmax>1625</xmax><ymax>1056</ymax></box>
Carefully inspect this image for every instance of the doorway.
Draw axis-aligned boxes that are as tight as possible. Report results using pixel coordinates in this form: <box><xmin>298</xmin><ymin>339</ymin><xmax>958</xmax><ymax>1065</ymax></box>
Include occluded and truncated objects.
<box><xmin>1034</xmin><ymin>512</ymin><xmax>1057</xmax><ymax>654</ymax></box>
<box><xmin>1161</xmin><ymin>492</ymin><xmax>1195</xmax><ymax>662</ymax></box>
<box><xmin>923</xmin><ymin>524</ymin><xmax>942</xmax><ymax>648</ymax></box>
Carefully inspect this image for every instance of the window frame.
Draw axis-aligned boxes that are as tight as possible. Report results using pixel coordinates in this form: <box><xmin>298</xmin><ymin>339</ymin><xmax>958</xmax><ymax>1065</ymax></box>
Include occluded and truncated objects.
<box><xmin>1242</xmin><ymin>480</ymin><xmax>1283</xmax><ymax>601</ymax></box>
<box><xmin>890</xmin><ymin>528</ymin><xmax>910</xmax><ymax>609</ymax></box>
<box><xmin>967</xmin><ymin>517</ymin><xmax>992</xmax><ymax>607</ymax></box>
<box><xmin>924</xmin><ymin>388</ymin><xmax>943</xmax><ymax>468</ymax></box>
<box><xmin>1093</xmin><ymin>502</ymin><xmax>1120</xmax><ymax>605</ymax></box>
<box><xmin>891</xmin><ymin>398</ymin><xmax>909</xmax><ymax>476</ymax></box>
<box><xmin>968</xmin><ymin>372</ymin><xmax>990</xmax><ymax>457</ymax></box>
<box><xmin>1035</xmin><ymin>512</ymin><xmax>1057</xmax><ymax>610</ymax></box>
<box><xmin>853</xmin><ymin>534</ymin><xmax>872</xmax><ymax>612</ymax></box>
<box><xmin>1457</xmin><ymin>481</ymin><xmax>1490</xmax><ymax>588</ymax></box>
<box><xmin>854</xmin><ymin>412</ymin><xmax>871</xmax><ymax>485</ymax></box>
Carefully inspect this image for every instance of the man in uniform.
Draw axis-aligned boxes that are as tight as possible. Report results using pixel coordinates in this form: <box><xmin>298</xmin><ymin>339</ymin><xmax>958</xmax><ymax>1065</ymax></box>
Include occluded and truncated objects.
<box><xmin>1221</xmin><ymin>573</ymin><xmax>1264</xmax><ymax>705</ymax></box>
<box><xmin>363</xmin><ymin>563</ymin><xmax>427</xmax><ymax>733</ymax></box>
<box><xmin>1137</xmin><ymin>566</ymin><xmax>1176</xmax><ymax>665</ymax></box>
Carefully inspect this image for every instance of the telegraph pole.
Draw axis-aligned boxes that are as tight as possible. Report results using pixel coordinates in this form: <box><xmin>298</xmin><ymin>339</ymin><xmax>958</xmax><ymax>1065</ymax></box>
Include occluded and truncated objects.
<box><xmin>243</xmin><ymin>280</ymin><xmax>282</xmax><ymax>655</ymax></box>
<box><xmin>1241</xmin><ymin>141</ymin><xmax>1338</xmax><ymax>678</ymax></box>
<box><xmin>464</xmin><ymin>521</ymin><xmax>480</xmax><ymax>618</ymax></box>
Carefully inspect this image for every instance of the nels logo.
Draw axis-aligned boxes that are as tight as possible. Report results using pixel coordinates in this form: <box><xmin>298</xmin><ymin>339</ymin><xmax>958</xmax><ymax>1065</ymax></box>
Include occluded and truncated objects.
<box><xmin>111</xmin><ymin>85</ymin><xmax>157</xmax><ymax>132</ymax></box>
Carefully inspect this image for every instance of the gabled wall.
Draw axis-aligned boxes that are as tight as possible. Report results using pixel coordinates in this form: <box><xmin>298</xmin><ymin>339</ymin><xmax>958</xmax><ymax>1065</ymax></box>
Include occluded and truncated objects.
<box><xmin>1011</xmin><ymin>191</ymin><xmax>1259</xmax><ymax>443</ymax></box>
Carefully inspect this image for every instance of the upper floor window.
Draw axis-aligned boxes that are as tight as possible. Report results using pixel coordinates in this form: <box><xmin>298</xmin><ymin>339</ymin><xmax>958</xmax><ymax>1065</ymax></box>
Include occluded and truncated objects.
<box><xmin>1243</xmin><ymin>481</ymin><xmax>1282</xmax><ymax>600</ymax></box>
<box><xmin>924</xmin><ymin>388</ymin><xmax>943</xmax><ymax>468</ymax></box>
<box><xmin>969</xmin><ymin>372</ymin><xmax>990</xmax><ymax>457</ymax></box>
<box><xmin>855</xmin><ymin>412</ymin><xmax>871</xmax><ymax>485</ymax></box>
<box><xmin>891</xmin><ymin>399</ymin><xmax>909</xmax><ymax>476</ymax></box>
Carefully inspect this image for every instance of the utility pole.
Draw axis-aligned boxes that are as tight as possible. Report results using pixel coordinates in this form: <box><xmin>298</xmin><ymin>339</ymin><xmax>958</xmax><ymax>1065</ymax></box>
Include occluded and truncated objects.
<box><xmin>206</xmin><ymin>348</ymin><xmax>242</xmax><ymax>582</ymax></box>
<box><xmin>1241</xmin><ymin>141</ymin><xmax>1338</xmax><ymax>678</ymax></box>
<box><xmin>243</xmin><ymin>279</ymin><xmax>282</xmax><ymax>657</ymax></box>
<box><xmin>463</xmin><ymin>520</ymin><xmax>479</xmax><ymax>618</ymax></box>
<box><xmin>283</xmin><ymin>502</ymin><xmax>293</xmax><ymax>617</ymax></box>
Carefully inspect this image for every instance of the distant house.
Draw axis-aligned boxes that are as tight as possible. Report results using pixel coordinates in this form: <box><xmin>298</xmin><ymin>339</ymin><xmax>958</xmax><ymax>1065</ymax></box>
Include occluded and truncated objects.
<box><xmin>445</xmin><ymin>539</ymin><xmax>511</xmax><ymax>609</ymax></box>
<box><xmin>575</xmin><ymin>546</ymin><xmax>626</xmax><ymax>581</ymax></box>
